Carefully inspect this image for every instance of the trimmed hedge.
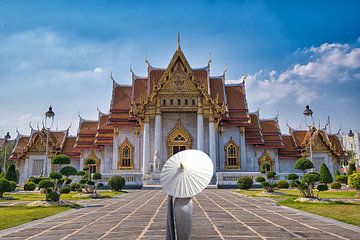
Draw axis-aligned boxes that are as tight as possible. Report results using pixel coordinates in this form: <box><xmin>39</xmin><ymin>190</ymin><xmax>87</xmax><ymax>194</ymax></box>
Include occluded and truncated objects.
<box><xmin>331</xmin><ymin>182</ymin><xmax>341</xmax><ymax>189</ymax></box>
<box><xmin>255</xmin><ymin>176</ymin><xmax>265</xmax><ymax>183</ymax></box>
<box><xmin>108</xmin><ymin>176</ymin><xmax>126</xmax><ymax>191</ymax></box>
<box><xmin>24</xmin><ymin>182</ymin><xmax>36</xmax><ymax>191</ymax></box>
<box><xmin>60</xmin><ymin>187</ymin><xmax>71</xmax><ymax>194</ymax></box>
<box><xmin>70</xmin><ymin>183</ymin><xmax>81</xmax><ymax>191</ymax></box>
<box><xmin>237</xmin><ymin>176</ymin><xmax>253</xmax><ymax>190</ymax></box>
<box><xmin>277</xmin><ymin>180</ymin><xmax>289</xmax><ymax>189</ymax></box>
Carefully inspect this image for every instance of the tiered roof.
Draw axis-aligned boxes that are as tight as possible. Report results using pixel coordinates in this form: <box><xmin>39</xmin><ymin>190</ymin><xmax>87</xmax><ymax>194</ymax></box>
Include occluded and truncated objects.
<box><xmin>11</xmin><ymin>128</ymin><xmax>79</xmax><ymax>160</ymax></box>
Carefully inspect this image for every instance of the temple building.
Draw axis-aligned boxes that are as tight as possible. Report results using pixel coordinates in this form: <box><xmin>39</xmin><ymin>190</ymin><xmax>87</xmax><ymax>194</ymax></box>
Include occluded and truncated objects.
<box><xmin>10</xmin><ymin>41</ymin><xmax>346</xmax><ymax>187</ymax></box>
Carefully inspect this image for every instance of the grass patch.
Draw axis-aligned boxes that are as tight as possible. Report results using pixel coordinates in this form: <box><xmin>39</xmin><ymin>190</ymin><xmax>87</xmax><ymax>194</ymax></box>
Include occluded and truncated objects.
<box><xmin>279</xmin><ymin>198</ymin><xmax>360</xmax><ymax>227</ymax></box>
<box><xmin>237</xmin><ymin>188</ymin><xmax>360</xmax><ymax>226</ymax></box>
<box><xmin>0</xmin><ymin>205</ymin><xmax>71</xmax><ymax>230</ymax></box>
<box><xmin>2</xmin><ymin>190</ymin><xmax>125</xmax><ymax>201</ymax></box>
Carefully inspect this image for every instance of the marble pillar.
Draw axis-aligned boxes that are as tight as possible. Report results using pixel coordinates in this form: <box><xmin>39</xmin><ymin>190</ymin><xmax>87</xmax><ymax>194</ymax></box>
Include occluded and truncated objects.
<box><xmin>209</xmin><ymin>117</ymin><xmax>216</xmax><ymax>174</ymax></box>
<box><xmin>197</xmin><ymin>114</ymin><xmax>204</xmax><ymax>151</ymax></box>
<box><xmin>240</xmin><ymin>127</ymin><xmax>247</xmax><ymax>170</ymax></box>
<box><xmin>142</xmin><ymin>118</ymin><xmax>150</xmax><ymax>174</ymax></box>
<box><xmin>154</xmin><ymin>114</ymin><xmax>162</xmax><ymax>172</ymax></box>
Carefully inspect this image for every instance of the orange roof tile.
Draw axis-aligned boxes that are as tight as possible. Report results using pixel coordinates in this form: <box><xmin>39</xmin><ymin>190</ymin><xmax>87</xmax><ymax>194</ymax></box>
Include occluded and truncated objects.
<box><xmin>62</xmin><ymin>136</ymin><xmax>81</xmax><ymax>160</ymax></box>
<box><xmin>75</xmin><ymin>120</ymin><xmax>98</xmax><ymax>149</ymax></box>
<box><xmin>193</xmin><ymin>69</ymin><xmax>209</xmax><ymax>92</ymax></box>
<box><xmin>278</xmin><ymin>135</ymin><xmax>302</xmax><ymax>158</ymax></box>
<box><xmin>149</xmin><ymin>69</ymin><xmax>165</xmax><ymax>94</ymax></box>
<box><xmin>223</xmin><ymin>84</ymin><xmax>250</xmax><ymax>126</ymax></box>
<box><xmin>133</xmin><ymin>78</ymin><xmax>148</xmax><ymax>104</ymax></box>
<box><xmin>95</xmin><ymin>114</ymin><xmax>114</xmax><ymax>145</ymax></box>
<box><xmin>245</xmin><ymin>113</ymin><xmax>264</xmax><ymax>145</ymax></box>
<box><xmin>210</xmin><ymin>77</ymin><xmax>225</xmax><ymax>105</ymax></box>
<box><xmin>257</xmin><ymin>119</ymin><xmax>284</xmax><ymax>148</ymax></box>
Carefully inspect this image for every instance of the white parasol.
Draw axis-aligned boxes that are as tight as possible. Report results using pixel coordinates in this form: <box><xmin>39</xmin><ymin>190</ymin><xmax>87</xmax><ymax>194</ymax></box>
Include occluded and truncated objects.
<box><xmin>160</xmin><ymin>149</ymin><xmax>213</xmax><ymax>198</ymax></box>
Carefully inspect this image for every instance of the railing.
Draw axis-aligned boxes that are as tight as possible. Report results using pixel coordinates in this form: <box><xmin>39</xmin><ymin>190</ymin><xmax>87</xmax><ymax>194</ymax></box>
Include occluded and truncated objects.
<box><xmin>216</xmin><ymin>172</ymin><xmax>262</xmax><ymax>187</ymax></box>
<box><xmin>101</xmin><ymin>172</ymin><xmax>143</xmax><ymax>188</ymax></box>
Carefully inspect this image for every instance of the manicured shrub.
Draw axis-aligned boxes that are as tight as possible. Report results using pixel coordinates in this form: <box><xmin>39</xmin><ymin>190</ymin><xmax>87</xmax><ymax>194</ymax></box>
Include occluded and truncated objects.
<box><xmin>97</xmin><ymin>183</ymin><xmax>104</xmax><ymax>188</ymax></box>
<box><xmin>77</xmin><ymin>171</ymin><xmax>86</xmax><ymax>176</ymax></box>
<box><xmin>51</xmin><ymin>154</ymin><xmax>70</xmax><ymax>171</ymax></box>
<box><xmin>336</xmin><ymin>175</ymin><xmax>348</xmax><ymax>184</ymax></box>
<box><xmin>255</xmin><ymin>176</ymin><xmax>265</xmax><ymax>183</ymax></box>
<box><xmin>79</xmin><ymin>179</ymin><xmax>87</xmax><ymax>184</ymax></box>
<box><xmin>46</xmin><ymin>191</ymin><xmax>60</xmax><ymax>202</ymax></box>
<box><xmin>335</xmin><ymin>170</ymin><xmax>341</xmax><ymax>176</ymax></box>
<box><xmin>319</xmin><ymin>163</ymin><xmax>333</xmax><ymax>184</ymax></box>
<box><xmin>237</xmin><ymin>176</ymin><xmax>253</xmax><ymax>190</ymax></box>
<box><xmin>348</xmin><ymin>172</ymin><xmax>360</xmax><ymax>192</ymax></box>
<box><xmin>60</xmin><ymin>166</ymin><xmax>77</xmax><ymax>177</ymax></box>
<box><xmin>49</xmin><ymin>172</ymin><xmax>62</xmax><ymax>180</ymax></box>
<box><xmin>93</xmin><ymin>173</ymin><xmax>102</xmax><ymax>181</ymax></box>
<box><xmin>294</xmin><ymin>157</ymin><xmax>314</xmax><ymax>173</ymax></box>
<box><xmin>348</xmin><ymin>162</ymin><xmax>356</xmax><ymax>176</ymax></box>
<box><xmin>331</xmin><ymin>182</ymin><xmax>341</xmax><ymax>189</ymax></box>
<box><xmin>260</xmin><ymin>162</ymin><xmax>272</xmax><ymax>174</ymax></box>
<box><xmin>4</xmin><ymin>164</ymin><xmax>18</xmax><ymax>183</ymax></box>
<box><xmin>60</xmin><ymin>187</ymin><xmax>71</xmax><ymax>194</ymax></box>
<box><xmin>0</xmin><ymin>178</ymin><xmax>12</xmax><ymax>198</ymax></box>
<box><xmin>261</xmin><ymin>182</ymin><xmax>277</xmax><ymax>192</ymax></box>
<box><xmin>302</xmin><ymin>172</ymin><xmax>320</xmax><ymax>184</ymax></box>
<box><xmin>29</xmin><ymin>177</ymin><xmax>48</xmax><ymax>184</ymax></box>
<box><xmin>70</xmin><ymin>183</ymin><xmax>81</xmax><ymax>191</ymax></box>
<box><xmin>66</xmin><ymin>178</ymin><xmax>72</xmax><ymax>185</ymax></box>
<box><xmin>287</xmin><ymin>173</ymin><xmax>299</xmax><ymax>180</ymax></box>
<box><xmin>84</xmin><ymin>158</ymin><xmax>96</xmax><ymax>165</ymax></box>
<box><xmin>277</xmin><ymin>180</ymin><xmax>289</xmax><ymax>189</ymax></box>
<box><xmin>38</xmin><ymin>179</ymin><xmax>54</xmax><ymax>193</ymax></box>
<box><xmin>266</xmin><ymin>171</ymin><xmax>276</xmax><ymax>180</ymax></box>
<box><xmin>108</xmin><ymin>175</ymin><xmax>126</xmax><ymax>191</ymax></box>
<box><xmin>317</xmin><ymin>184</ymin><xmax>328</xmax><ymax>192</ymax></box>
<box><xmin>9</xmin><ymin>181</ymin><xmax>17</xmax><ymax>191</ymax></box>
<box><xmin>24</xmin><ymin>182</ymin><xmax>36</xmax><ymax>191</ymax></box>
<box><xmin>87</xmin><ymin>180</ymin><xmax>95</xmax><ymax>186</ymax></box>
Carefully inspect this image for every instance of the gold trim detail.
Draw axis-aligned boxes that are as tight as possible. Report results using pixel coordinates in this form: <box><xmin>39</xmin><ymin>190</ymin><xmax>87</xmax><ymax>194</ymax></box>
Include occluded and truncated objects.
<box><xmin>166</xmin><ymin>119</ymin><xmax>192</xmax><ymax>158</ymax></box>
<box><xmin>118</xmin><ymin>137</ymin><xmax>134</xmax><ymax>170</ymax></box>
<box><xmin>224</xmin><ymin>137</ymin><xmax>240</xmax><ymax>169</ymax></box>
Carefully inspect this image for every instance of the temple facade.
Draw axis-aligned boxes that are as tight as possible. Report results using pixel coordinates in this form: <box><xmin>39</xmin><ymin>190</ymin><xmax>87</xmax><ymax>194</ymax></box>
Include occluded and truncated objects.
<box><xmin>11</xmin><ymin>43</ymin><xmax>346</xmax><ymax>187</ymax></box>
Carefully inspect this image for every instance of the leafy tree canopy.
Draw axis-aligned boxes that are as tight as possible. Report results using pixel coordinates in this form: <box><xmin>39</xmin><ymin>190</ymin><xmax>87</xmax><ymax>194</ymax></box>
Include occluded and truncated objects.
<box><xmin>319</xmin><ymin>163</ymin><xmax>333</xmax><ymax>183</ymax></box>
<box><xmin>51</xmin><ymin>154</ymin><xmax>70</xmax><ymax>165</ymax></box>
<box><xmin>60</xmin><ymin>166</ymin><xmax>77</xmax><ymax>177</ymax></box>
<box><xmin>294</xmin><ymin>157</ymin><xmax>314</xmax><ymax>172</ymax></box>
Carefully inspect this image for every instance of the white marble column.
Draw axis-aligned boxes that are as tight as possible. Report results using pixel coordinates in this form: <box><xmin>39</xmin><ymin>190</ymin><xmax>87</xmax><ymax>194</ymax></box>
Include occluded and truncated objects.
<box><xmin>112</xmin><ymin>129</ymin><xmax>119</xmax><ymax>171</ymax></box>
<box><xmin>134</xmin><ymin>127</ymin><xmax>140</xmax><ymax>170</ymax></box>
<box><xmin>197</xmin><ymin>114</ymin><xmax>204</xmax><ymax>151</ymax></box>
<box><xmin>154</xmin><ymin>114</ymin><xmax>162</xmax><ymax>172</ymax></box>
<box><xmin>209</xmin><ymin>116</ymin><xmax>216</xmax><ymax>175</ymax></box>
<box><xmin>240</xmin><ymin>127</ymin><xmax>247</xmax><ymax>170</ymax></box>
<box><xmin>142</xmin><ymin>118</ymin><xmax>150</xmax><ymax>174</ymax></box>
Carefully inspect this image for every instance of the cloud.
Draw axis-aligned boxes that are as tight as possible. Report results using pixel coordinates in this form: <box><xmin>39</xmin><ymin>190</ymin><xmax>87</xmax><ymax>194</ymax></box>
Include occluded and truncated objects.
<box><xmin>94</xmin><ymin>67</ymin><xmax>104</xmax><ymax>73</ymax></box>
<box><xmin>228</xmin><ymin>39</ymin><xmax>360</xmax><ymax>105</ymax></box>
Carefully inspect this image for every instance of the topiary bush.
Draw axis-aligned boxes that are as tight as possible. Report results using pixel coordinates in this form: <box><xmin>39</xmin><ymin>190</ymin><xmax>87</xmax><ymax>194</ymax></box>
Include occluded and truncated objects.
<box><xmin>79</xmin><ymin>179</ymin><xmax>87</xmax><ymax>184</ymax></box>
<box><xmin>70</xmin><ymin>183</ymin><xmax>81</xmax><ymax>191</ymax></box>
<box><xmin>319</xmin><ymin>163</ymin><xmax>333</xmax><ymax>184</ymax></box>
<box><xmin>261</xmin><ymin>182</ymin><xmax>277</xmax><ymax>192</ymax></box>
<box><xmin>336</xmin><ymin>175</ymin><xmax>348</xmax><ymax>184</ymax></box>
<box><xmin>331</xmin><ymin>182</ymin><xmax>341</xmax><ymax>189</ymax></box>
<box><xmin>0</xmin><ymin>178</ymin><xmax>12</xmax><ymax>198</ymax></box>
<box><xmin>287</xmin><ymin>173</ymin><xmax>299</xmax><ymax>181</ymax></box>
<box><xmin>4</xmin><ymin>164</ymin><xmax>18</xmax><ymax>183</ymax></box>
<box><xmin>38</xmin><ymin>179</ymin><xmax>54</xmax><ymax>194</ymax></box>
<box><xmin>237</xmin><ymin>176</ymin><xmax>253</xmax><ymax>190</ymax></box>
<box><xmin>60</xmin><ymin>187</ymin><xmax>71</xmax><ymax>194</ymax></box>
<box><xmin>97</xmin><ymin>183</ymin><xmax>104</xmax><ymax>188</ymax></box>
<box><xmin>317</xmin><ymin>184</ymin><xmax>328</xmax><ymax>191</ymax></box>
<box><xmin>348</xmin><ymin>172</ymin><xmax>360</xmax><ymax>194</ymax></box>
<box><xmin>266</xmin><ymin>171</ymin><xmax>276</xmax><ymax>180</ymax></box>
<box><xmin>294</xmin><ymin>157</ymin><xmax>314</xmax><ymax>173</ymax></box>
<box><xmin>51</xmin><ymin>154</ymin><xmax>70</xmax><ymax>171</ymax></box>
<box><xmin>289</xmin><ymin>180</ymin><xmax>300</xmax><ymax>188</ymax></box>
<box><xmin>277</xmin><ymin>180</ymin><xmax>289</xmax><ymax>189</ymax></box>
<box><xmin>255</xmin><ymin>176</ymin><xmax>265</xmax><ymax>183</ymax></box>
<box><xmin>29</xmin><ymin>177</ymin><xmax>48</xmax><ymax>184</ymax></box>
<box><xmin>46</xmin><ymin>191</ymin><xmax>60</xmax><ymax>202</ymax></box>
<box><xmin>9</xmin><ymin>181</ymin><xmax>17</xmax><ymax>191</ymax></box>
<box><xmin>108</xmin><ymin>175</ymin><xmax>126</xmax><ymax>191</ymax></box>
<box><xmin>24</xmin><ymin>182</ymin><xmax>36</xmax><ymax>191</ymax></box>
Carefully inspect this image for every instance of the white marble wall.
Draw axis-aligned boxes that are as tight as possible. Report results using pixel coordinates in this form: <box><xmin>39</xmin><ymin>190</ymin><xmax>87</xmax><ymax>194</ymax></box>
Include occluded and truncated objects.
<box><xmin>219</xmin><ymin>126</ymin><xmax>241</xmax><ymax>171</ymax></box>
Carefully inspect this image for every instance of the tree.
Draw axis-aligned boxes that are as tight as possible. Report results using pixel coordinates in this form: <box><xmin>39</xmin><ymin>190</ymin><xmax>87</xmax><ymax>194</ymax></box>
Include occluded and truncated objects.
<box><xmin>60</xmin><ymin>166</ymin><xmax>77</xmax><ymax>187</ymax></box>
<box><xmin>4</xmin><ymin>164</ymin><xmax>18</xmax><ymax>183</ymax></box>
<box><xmin>348</xmin><ymin>162</ymin><xmax>356</xmax><ymax>176</ymax></box>
<box><xmin>38</xmin><ymin>179</ymin><xmax>55</xmax><ymax>200</ymax></box>
<box><xmin>0</xmin><ymin>178</ymin><xmax>12</xmax><ymax>198</ymax></box>
<box><xmin>92</xmin><ymin>173</ymin><xmax>102</xmax><ymax>195</ymax></box>
<box><xmin>298</xmin><ymin>172</ymin><xmax>320</xmax><ymax>198</ymax></box>
<box><xmin>51</xmin><ymin>154</ymin><xmax>70</xmax><ymax>172</ymax></box>
<box><xmin>319</xmin><ymin>163</ymin><xmax>333</xmax><ymax>184</ymax></box>
<box><xmin>84</xmin><ymin>158</ymin><xmax>96</xmax><ymax>181</ymax></box>
<box><xmin>348</xmin><ymin>173</ymin><xmax>360</xmax><ymax>195</ymax></box>
<box><xmin>294</xmin><ymin>157</ymin><xmax>314</xmax><ymax>173</ymax></box>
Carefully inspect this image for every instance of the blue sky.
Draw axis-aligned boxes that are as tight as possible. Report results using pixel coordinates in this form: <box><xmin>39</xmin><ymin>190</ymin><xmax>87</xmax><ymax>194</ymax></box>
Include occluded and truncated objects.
<box><xmin>0</xmin><ymin>0</ymin><xmax>359</xmax><ymax>137</ymax></box>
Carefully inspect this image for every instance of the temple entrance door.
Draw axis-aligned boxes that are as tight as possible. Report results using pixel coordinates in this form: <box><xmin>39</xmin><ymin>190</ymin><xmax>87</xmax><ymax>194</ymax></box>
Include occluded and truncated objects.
<box><xmin>173</xmin><ymin>145</ymin><xmax>186</xmax><ymax>155</ymax></box>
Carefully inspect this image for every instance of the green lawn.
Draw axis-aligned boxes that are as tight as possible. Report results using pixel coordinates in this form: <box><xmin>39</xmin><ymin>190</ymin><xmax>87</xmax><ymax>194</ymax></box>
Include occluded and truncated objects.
<box><xmin>0</xmin><ymin>205</ymin><xmax>71</xmax><ymax>230</ymax></box>
<box><xmin>1</xmin><ymin>190</ymin><xmax>124</xmax><ymax>201</ymax></box>
<box><xmin>237</xmin><ymin>189</ymin><xmax>360</xmax><ymax>226</ymax></box>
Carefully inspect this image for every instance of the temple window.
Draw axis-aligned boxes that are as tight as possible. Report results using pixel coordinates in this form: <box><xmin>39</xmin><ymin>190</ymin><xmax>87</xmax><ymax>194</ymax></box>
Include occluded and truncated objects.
<box><xmin>163</xmin><ymin>99</ymin><xmax>166</xmax><ymax>105</ymax></box>
<box><xmin>185</xmin><ymin>99</ymin><xmax>188</xmax><ymax>105</ymax></box>
<box><xmin>192</xmin><ymin>99</ymin><xmax>196</xmax><ymax>106</ymax></box>
<box><xmin>178</xmin><ymin>99</ymin><xmax>181</xmax><ymax>105</ymax></box>
<box><xmin>170</xmin><ymin>99</ymin><xmax>173</xmax><ymax>105</ymax></box>
<box><xmin>224</xmin><ymin>138</ymin><xmax>240</xmax><ymax>169</ymax></box>
<box><xmin>258</xmin><ymin>151</ymin><xmax>274</xmax><ymax>172</ymax></box>
<box><xmin>118</xmin><ymin>138</ymin><xmax>134</xmax><ymax>170</ymax></box>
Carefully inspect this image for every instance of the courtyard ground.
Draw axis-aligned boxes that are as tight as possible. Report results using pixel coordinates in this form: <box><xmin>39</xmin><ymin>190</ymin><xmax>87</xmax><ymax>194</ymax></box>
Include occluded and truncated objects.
<box><xmin>0</xmin><ymin>189</ymin><xmax>359</xmax><ymax>240</ymax></box>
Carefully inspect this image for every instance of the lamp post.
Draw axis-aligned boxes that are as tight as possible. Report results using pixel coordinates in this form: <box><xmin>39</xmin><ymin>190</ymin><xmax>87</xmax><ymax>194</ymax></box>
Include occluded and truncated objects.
<box><xmin>303</xmin><ymin>105</ymin><xmax>314</xmax><ymax>162</ymax></box>
<box><xmin>43</xmin><ymin>106</ymin><xmax>55</xmax><ymax>176</ymax></box>
<box><xmin>2</xmin><ymin>132</ymin><xmax>11</xmax><ymax>171</ymax></box>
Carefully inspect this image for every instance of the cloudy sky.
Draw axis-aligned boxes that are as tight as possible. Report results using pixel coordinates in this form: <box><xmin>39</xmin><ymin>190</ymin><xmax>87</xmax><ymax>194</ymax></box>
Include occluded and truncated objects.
<box><xmin>0</xmin><ymin>0</ymin><xmax>359</xmax><ymax>138</ymax></box>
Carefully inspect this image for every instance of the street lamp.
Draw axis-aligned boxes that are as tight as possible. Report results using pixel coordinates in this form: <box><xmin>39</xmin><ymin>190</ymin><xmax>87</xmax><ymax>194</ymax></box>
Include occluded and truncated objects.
<box><xmin>43</xmin><ymin>106</ymin><xmax>55</xmax><ymax>176</ymax></box>
<box><xmin>348</xmin><ymin>130</ymin><xmax>354</xmax><ymax>138</ymax></box>
<box><xmin>303</xmin><ymin>105</ymin><xmax>314</xmax><ymax>162</ymax></box>
<box><xmin>348</xmin><ymin>130</ymin><xmax>355</xmax><ymax>165</ymax></box>
<box><xmin>2</xmin><ymin>132</ymin><xmax>11</xmax><ymax>171</ymax></box>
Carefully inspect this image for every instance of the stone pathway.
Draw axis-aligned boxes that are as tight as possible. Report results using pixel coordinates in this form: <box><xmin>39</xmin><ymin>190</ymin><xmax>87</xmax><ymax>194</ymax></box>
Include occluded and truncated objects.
<box><xmin>0</xmin><ymin>189</ymin><xmax>359</xmax><ymax>239</ymax></box>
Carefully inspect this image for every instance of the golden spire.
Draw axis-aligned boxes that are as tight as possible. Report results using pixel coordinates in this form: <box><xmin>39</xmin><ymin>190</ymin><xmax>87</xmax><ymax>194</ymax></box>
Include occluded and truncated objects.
<box><xmin>177</xmin><ymin>31</ymin><xmax>181</xmax><ymax>50</ymax></box>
